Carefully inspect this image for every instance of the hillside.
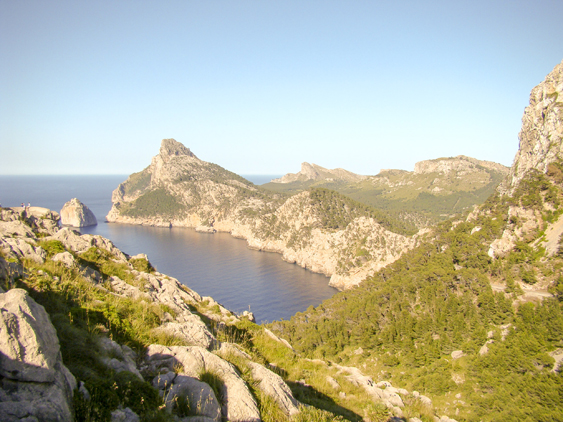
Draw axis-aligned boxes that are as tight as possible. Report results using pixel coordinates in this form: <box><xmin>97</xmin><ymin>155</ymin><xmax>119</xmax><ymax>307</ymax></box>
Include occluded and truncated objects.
<box><xmin>262</xmin><ymin>156</ymin><xmax>509</xmax><ymax>226</ymax></box>
<box><xmin>0</xmin><ymin>206</ymin><xmax>461</xmax><ymax>422</ymax></box>
<box><xmin>106</xmin><ymin>140</ymin><xmax>419</xmax><ymax>290</ymax></box>
<box><xmin>269</xmin><ymin>60</ymin><xmax>563</xmax><ymax>421</ymax></box>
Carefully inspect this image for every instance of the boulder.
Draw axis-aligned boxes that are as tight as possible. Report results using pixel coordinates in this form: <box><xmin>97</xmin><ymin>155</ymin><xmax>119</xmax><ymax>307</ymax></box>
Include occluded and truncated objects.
<box><xmin>60</xmin><ymin>198</ymin><xmax>97</xmax><ymax>227</ymax></box>
<box><xmin>52</xmin><ymin>251</ymin><xmax>76</xmax><ymax>268</ymax></box>
<box><xmin>0</xmin><ymin>288</ymin><xmax>76</xmax><ymax>421</ymax></box>
<box><xmin>0</xmin><ymin>237</ymin><xmax>46</xmax><ymax>263</ymax></box>
<box><xmin>248</xmin><ymin>361</ymin><xmax>300</xmax><ymax>416</ymax></box>
<box><xmin>145</xmin><ymin>345</ymin><xmax>260</xmax><ymax>422</ymax></box>
<box><xmin>154</xmin><ymin>373</ymin><xmax>221</xmax><ymax>421</ymax></box>
<box><xmin>99</xmin><ymin>337</ymin><xmax>143</xmax><ymax>380</ymax></box>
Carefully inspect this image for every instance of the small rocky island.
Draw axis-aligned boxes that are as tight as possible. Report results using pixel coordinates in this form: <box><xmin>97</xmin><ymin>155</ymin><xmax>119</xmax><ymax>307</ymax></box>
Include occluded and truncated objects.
<box><xmin>60</xmin><ymin>198</ymin><xmax>97</xmax><ymax>227</ymax></box>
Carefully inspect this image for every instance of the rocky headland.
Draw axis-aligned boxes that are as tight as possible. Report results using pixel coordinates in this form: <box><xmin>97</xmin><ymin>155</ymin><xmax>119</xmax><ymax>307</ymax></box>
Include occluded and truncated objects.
<box><xmin>106</xmin><ymin>139</ymin><xmax>419</xmax><ymax>290</ymax></box>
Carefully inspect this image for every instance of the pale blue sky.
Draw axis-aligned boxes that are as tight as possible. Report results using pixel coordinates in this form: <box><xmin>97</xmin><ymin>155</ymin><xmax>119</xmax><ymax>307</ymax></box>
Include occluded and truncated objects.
<box><xmin>1</xmin><ymin>0</ymin><xmax>562</xmax><ymax>176</ymax></box>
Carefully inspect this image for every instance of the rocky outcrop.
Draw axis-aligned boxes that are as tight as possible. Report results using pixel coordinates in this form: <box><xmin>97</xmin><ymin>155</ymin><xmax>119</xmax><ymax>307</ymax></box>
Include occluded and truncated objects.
<box><xmin>0</xmin><ymin>289</ymin><xmax>76</xmax><ymax>421</ymax></box>
<box><xmin>106</xmin><ymin>139</ymin><xmax>418</xmax><ymax>290</ymax></box>
<box><xmin>485</xmin><ymin>61</ymin><xmax>563</xmax><ymax>264</ymax></box>
<box><xmin>60</xmin><ymin>198</ymin><xmax>97</xmax><ymax>227</ymax></box>
<box><xmin>145</xmin><ymin>345</ymin><xmax>261</xmax><ymax>422</ymax></box>
<box><xmin>499</xmin><ymin>60</ymin><xmax>563</xmax><ymax>195</ymax></box>
<box><xmin>271</xmin><ymin>162</ymin><xmax>366</xmax><ymax>183</ymax></box>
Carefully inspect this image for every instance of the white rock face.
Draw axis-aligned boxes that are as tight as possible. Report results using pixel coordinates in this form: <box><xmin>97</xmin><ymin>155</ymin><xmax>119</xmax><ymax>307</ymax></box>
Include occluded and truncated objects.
<box><xmin>499</xmin><ymin>60</ymin><xmax>563</xmax><ymax>195</ymax></box>
<box><xmin>0</xmin><ymin>289</ymin><xmax>76</xmax><ymax>421</ymax></box>
<box><xmin>60</xmin><ymin>198</ymin><xmax>97</xmax><ymax>227</ymax></box>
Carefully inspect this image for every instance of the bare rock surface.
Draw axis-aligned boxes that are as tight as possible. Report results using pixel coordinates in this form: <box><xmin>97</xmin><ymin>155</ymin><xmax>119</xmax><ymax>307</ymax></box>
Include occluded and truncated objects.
<box><xmin>50</xmin><ymin>227</ymin><xmax>128</xmax><ymax>261</ymax></box>
<box><xmin>500</xmin><ymin>60</ymin><xmax>563</xmax><ymax>195</ymax></box>
<box><xmin>153</xmin><ymin>373</ymin><xmax>221</xmax><ymax>421</ymax></box>
<box><xmin>60</xmin><ymin>198</ymin><xmax>98</xmax><ymax>227</ymax></box>
<box><xmin>0</xmin><ymin>289</ymin><xmax>76</xmax><ymax>421</ymax></box>
<box><xmin>0</xmin><ymin>237</ymin><xmax>46</xmax><ymax>263</ymax></box>
<box><xmin>248</xmin><ymin>361</ymin><xmax>300</xmax><ymax>416</ymax></box>
<box><xmin>145</xmin><ymin>345</ymin><xmax>261</xmax><ymax>422</ymax></box>
<box><xmin>99</xmin><ymin>337</ymin><xmax>143</xmax><ymax>380</ymax></box>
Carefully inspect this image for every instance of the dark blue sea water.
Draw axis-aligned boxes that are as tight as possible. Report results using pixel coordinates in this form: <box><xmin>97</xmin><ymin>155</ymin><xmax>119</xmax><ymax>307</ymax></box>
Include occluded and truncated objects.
<box><xmin>0</xmin><ymin>175</ymin><xmax>336</xmax><ymax>322</ymax></box>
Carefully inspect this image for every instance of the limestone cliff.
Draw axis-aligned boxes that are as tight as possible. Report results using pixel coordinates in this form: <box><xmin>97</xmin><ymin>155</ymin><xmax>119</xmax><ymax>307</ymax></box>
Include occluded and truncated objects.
<box><xmin>459</xmin><ymin>59</ymin><xmax>563</xmax><ymax>304</ymax></box>
<box><xmin>107</xmin><ymin>139</ymin><xmax>418</xmax><ymax>290</ymax></box>
<box><xmin>499</xmin><ymin>60</ymin><xmax>563</xmax><ymax>195</ymax></box>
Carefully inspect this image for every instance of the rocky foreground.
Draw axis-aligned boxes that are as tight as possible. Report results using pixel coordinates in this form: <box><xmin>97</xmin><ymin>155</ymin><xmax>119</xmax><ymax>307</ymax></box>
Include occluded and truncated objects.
<box><xmin>0</xmin><ymin>206</ymin><xmax>457</xmax><ymax>421</ymax></box>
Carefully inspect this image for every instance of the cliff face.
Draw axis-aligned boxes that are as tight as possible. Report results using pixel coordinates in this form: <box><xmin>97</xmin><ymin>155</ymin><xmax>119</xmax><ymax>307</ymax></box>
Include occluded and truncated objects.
<box><xmin>499</xmin><ymin>60</ymin><xmax>563</xmax><ymax>195</ymax></box>
<box><xmin>486</xmin><ymin>60</ymin><xmax>563</xmax><ymax>262</ymax></box>
<box><xmin>107</xmin><ymin>140</ymin><xmax>416</xmax><ymax>290</ymax></box>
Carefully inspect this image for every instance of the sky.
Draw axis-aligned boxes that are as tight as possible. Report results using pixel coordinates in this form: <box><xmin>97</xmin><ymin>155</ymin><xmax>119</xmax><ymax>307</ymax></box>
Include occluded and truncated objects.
<box><xmin>1</xmin><ymin>1</ymin><xmax>563</xmax><ymax>177</ymax></box>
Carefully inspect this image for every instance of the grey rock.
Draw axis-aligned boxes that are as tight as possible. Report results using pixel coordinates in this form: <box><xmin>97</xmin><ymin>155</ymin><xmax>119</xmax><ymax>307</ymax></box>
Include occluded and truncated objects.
<box><xmin>52</xmin><ymin>252</ymin><xmax>76</xmax><ymax>268</ymax></box>
<box><xmin>145</xmin><ymin>345</ymin><xmax>260</xmax><ymax>422</ymax></box>
<box><xmin>152</xmin><ymin>372</ymin><xmax>177</xmax><ymax>390</ymax></box>
<box><xmin>0</xmin><ymin>221</ymin><xmax>36</xmax><ymax>239</ymax></box>
<box><xmin>161</xmin><ymin>375</ymin><xmax>221</xmax><ymax>421</ymax></box>
<box><xmin>99</xmin><ymin>337</ymin><xmax>143</xmax><ymax>380</ymax></box>
<box><xmin>153</xmin><ymin>320</ymin><xmax>217</xmax><ymax>350</ymax></box>
<box><xmin>60</xmin><ymin>198</ymin><xmax>97</xmax><ymax>227</ymax></box>
<box><xmin>0</xmin><ymin>238</ymin><xmax>46</xmax><ymax>263</ymax></box>
<box><xmin>248</xmin><ymin>361</ymin><xmax>300</xmax><ymax>416</ymax></box>
<box><xmin>0</xmin><ymin>289</ymin><xmax>76</xmax><ymax>422</ymax></box>
<box><xmin>50</xmin><ymin>228</ymin><xmax>128</xmax><ymax>261</ymax></box>
<box><xmin>499</xmin><ymin>60</ymin><xmax>563</xmax><ymax>195</ymax></box>
<box><xmin>0</xmin><ymin>289</ymin><xmax>60</xmax><ymax>382</ymax></box>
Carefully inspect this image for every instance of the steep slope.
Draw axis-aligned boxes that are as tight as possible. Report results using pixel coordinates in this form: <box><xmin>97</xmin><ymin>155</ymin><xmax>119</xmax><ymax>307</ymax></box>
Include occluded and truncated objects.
<box><xmin>1</xmin><ymin>206</ymin><xmax>460</xmax><ymax>421</ymax></box>
<box><xmin>270</xmin><ymin>60</ymin><xmax>563</xmax><ymax>421</ymax></box>
<box><xmin>107</xmin><ymin>139</ymin><xmax>418</xmax><ymax>290</ymax></box>
<box><xmin>264</xmin><ymin>155</ymin><xmax>509</xmax><ymax>226</ymax></box>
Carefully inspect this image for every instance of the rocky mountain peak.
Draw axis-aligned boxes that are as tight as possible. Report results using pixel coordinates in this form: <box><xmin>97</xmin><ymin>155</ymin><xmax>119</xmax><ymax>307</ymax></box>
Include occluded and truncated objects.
<box><xmin>499</xmin><ymin>60</ymin><xmax>563</xmax><ymax>195</ymax></box>
<box><xmin>159</xmin><ymin>138</ymin><xmax>197</xmax><ymax>162</ymax></box>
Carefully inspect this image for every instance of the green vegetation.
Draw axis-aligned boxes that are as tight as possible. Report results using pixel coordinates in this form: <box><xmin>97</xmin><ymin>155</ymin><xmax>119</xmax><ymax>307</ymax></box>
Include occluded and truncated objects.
<box><xmin>309</xmin><ymin>188</ymin><xmax>418</xmax><ymax>235</ymax></box>
<box><xmin>262</xmin><ymin>166</ymin><xmax>506</xmax><ymax>226</ymax></box>
<box><xmin>123</xmin><ymin>170</ymin><xmax>151</xmax><ymax>196</ymax></box>
<box><xmin>269</xmin><ymin>169</ymin><xmax>563</xmax><ymax>421</ymax></box>
<box><xmin>120</xmin><ymin>188</ymin><xmax>187</xmax><ymax>218</ymax></box>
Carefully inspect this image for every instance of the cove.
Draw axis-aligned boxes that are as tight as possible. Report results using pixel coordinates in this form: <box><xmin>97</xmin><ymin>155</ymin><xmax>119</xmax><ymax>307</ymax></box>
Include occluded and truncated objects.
<box><xmin>1</xmin><ymin>175</ymin><xmax>338</xmax><ymax>323</ymax></box>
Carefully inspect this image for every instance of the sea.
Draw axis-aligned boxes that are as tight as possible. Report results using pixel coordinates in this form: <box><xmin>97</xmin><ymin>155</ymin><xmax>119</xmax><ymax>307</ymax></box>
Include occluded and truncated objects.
<box><xmin>0</xmin><ymin>175</ymin><xmax>337</xmax><ymax>323</ymax></box>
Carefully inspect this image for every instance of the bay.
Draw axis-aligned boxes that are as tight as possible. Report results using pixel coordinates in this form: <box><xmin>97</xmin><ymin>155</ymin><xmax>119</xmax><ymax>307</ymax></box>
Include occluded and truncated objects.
<box><xmin>0</xmin><ymin>175</ymin><xmax>337</xmax><ymax>322</ymax></box>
